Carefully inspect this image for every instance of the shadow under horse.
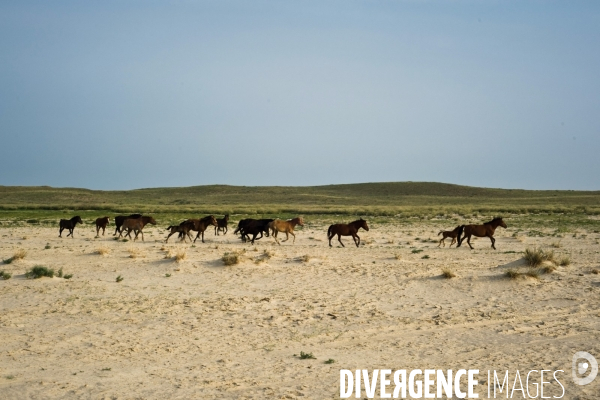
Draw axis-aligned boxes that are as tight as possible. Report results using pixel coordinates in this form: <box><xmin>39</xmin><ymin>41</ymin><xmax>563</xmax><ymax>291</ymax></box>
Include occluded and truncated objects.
<box><xmin>457</xmin><ymin>217</ymin><xmax>507</xmax><ymax>250</ymax></box>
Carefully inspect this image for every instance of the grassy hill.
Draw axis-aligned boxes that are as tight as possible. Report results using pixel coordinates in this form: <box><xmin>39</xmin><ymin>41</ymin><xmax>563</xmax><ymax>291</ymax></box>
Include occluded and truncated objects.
<box><xmin>1</xmin><ymin>182</ymin><xmax>599</xmax><ymax>223</ymax></box>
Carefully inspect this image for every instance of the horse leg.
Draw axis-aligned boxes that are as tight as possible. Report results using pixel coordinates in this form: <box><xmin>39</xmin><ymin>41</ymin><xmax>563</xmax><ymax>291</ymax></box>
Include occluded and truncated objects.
<box><xmin>290</xmin><ymin>231</ymin><xmax>296</xmax><ymax>244</ymax></box>
<box><xmin>140</xmin><ymin>230</ymin><xmax>144</xmax><ymax>242</ymax></box>
<box><xmin>59</xmin><ymin>227</ymin><xmax>63</xmax><ymax>237</ymax></box>
<box><xmin>282</xmin><ymin>232</ymin><xmax>289</xmax><ymax>242</ymax></box>
<box><xmin>449</xmin><ymin>238</ymin><xmax>456</xmax><ymax>247</ymax></box>
<box><xmin>102</xmin><ymin>226</ymin><xmax>106</xmax><ymax>236</ymax></box>
<box><xmin>353</xmin><ymin>234</ymin><xmax>360</xmax><ymax>247</ymax></box>
<box><xmin>67</xmin><ymin>229</ymin><xmax>72</xmax><ymax>238</ymax></box>
<box><xmin>337</xmin><ymin>234</ymin><xmax>345</xmax><ymax>247</ymax></box>
<box><xmin>96</xmin><ymin>226</ymin><xmax>99</xmax><ymax>237</ymax></box>
<box><xmin>438</xmin><ymin>238</ymin><xmax>443</xmax><ymax>247</ymax></box>
<box><xmin>466</xmin><ymin>235</ymin><xmax>474</xmax><ymax>250</ymax></box>
<box><xmin>224</xmin><ymin>226</ymin><xmax>227</xmax><ymax>234</ymax></box>
<box><xmin>490</xmin><ymin>236</ymin><xmax>496</xmax><ymax>250</ymax></box>
<box><xmin>328</xmin><ymin>232</ymin><xmax>333</xmax><ymax>247</ymax></box>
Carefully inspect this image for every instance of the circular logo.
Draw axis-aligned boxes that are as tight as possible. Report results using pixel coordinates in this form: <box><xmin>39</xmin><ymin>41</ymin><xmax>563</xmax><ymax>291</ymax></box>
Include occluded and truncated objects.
<box><xmin>572</xmin><ymin>351</ymin><xmax>598</xmax><ymax>386</ymax></box>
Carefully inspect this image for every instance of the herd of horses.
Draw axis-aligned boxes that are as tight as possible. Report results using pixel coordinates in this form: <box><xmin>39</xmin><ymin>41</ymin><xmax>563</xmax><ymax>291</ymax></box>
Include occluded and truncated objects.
<box><xmin>58</xmin><ymin>214</ymin><xmax>508</xmax><ymax>250</ymax></box>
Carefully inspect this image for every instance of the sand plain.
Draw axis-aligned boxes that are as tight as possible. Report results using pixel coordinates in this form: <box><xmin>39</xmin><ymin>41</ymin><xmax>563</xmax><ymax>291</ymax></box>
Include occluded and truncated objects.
<box><xmin>1</xmin><ymin>221</ymin><xmax>599</xmax><ymax>399</ymax></box>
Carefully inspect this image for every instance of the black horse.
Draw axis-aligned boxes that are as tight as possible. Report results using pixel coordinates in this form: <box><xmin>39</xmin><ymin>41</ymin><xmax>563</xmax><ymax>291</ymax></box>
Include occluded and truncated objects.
<box><xmin>59</xmin><ymin>216</ymin><xmax>83</xmax><ymax>238</ymax></box>
<box><xmin>235</xmin><ymin>219</ymin><xmax>273</xmax><ymax>244</ymax></box>
<box><xmin>214</xmin><ymin>214</ymin><xmax>230</xmax><ymax>235</ymax></box>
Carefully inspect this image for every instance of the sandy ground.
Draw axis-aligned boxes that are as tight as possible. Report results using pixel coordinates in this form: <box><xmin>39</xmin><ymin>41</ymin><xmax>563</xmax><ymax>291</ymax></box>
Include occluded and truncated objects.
<box><xmin>1</xmin><ymin>221</ymin><xmax>599</xmax><ymax>399</ymax></box>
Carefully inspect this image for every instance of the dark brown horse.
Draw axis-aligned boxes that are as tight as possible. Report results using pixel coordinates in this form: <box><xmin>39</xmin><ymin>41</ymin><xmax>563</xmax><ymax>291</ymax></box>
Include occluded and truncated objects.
<box><xmin>268</xmin><ymin>217</ymin><xmax>304</xmax><ymax>245</ymax></box>
<box><xmin>165</xmin><ymin>220</ymin><xmax>195</xmax><ymax>243</ymax></box>
<box><xmin>437</xmin><ymin>225</ymin><xmax>461</xmax><ymax>247</ymax></box>
<box><xmin>327</xmin><ymin>218</ymin><xmax>369</xmax><ymax>248</ymax></box>
<box><xmin>184</xmin><ymin>215</ymin><xmax>218</xmax><ymax>243</ymax></box>
<box><xmin>59</xmin><ymin>216</ymin><xmax>83</xmax><ymax>238</ymax></box>
<box><xmin>214</xmin><ymin>214</ymin><xmax>229</xmax><ymax>235</ymax></box>
<box><xmin>120</xmin><ymin>216</ymin><xmax>156</xmax><ymax>241</ymax></box>
<box><xmin>95</xmin><ymin>217</ymin><xmax>110</xmax><ymax>237</ymax></box>
<box><xmin>457</xmin><ymin>217</ymin><xmax>507</xmax><ymax>250</ymax></box>
<box><xmin>113</xmin><ymin>214</ymin><xmax>142</xmax><ymax>236</ymax></box>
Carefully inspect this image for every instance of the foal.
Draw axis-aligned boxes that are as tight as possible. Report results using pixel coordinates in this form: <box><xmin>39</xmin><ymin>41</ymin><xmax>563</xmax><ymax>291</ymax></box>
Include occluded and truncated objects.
<box><xmin>437</xmin><ymin>226</ymin><xmax>461</xmax><ymax>247</ymax></box>
<box><xmin>95</xmin><ymin>217</ymin><xmax>110</xmax><ymax>237</ymax></box>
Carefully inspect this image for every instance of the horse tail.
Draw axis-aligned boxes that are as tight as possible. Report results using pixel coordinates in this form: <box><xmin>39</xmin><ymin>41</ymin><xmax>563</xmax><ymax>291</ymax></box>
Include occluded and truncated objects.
<box><xmin>438</xmin><ymin>231</ymin><xmax>443</xmax><ymax>236</ymax></box>
<box><xmin>327</xmin><ymin>225</ymin><xmax>333</xmax><ymax>237</ymax></box>
<box><xmin>456</xmin><ymin>225</ymin><xmax>465</xmax><ymax>247</ymax></box>
<box><xmin>166</xmin><ymin>226</ymin><xmax>174</xmax><ymax>230</ymax></box>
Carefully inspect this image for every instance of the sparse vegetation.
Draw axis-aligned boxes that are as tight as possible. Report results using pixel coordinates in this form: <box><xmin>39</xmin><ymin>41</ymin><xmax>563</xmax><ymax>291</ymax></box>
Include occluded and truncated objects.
<box><xmin>324</xmin><ymin>359</ymin><xmax>335</xmax><ymax>364</ymax></box>
<box><xmin>165</xmin><ymin>273</ymin><xmax>171</xmax><ymax>277</ymax></box>
<box><xmin>411</xmin><ymin>249</ymin><xmax>423</xmax><ymax>254</ymax></box>
<box><xmin>422</xmin><ymin>255</ymin><xmax>430</xmax><ymax>259</ymax></box>
<box><xmin>441</xmin><ymin>268</ymin><xmax>456</xmax><ymax>279</ymax></box>
<box><xmin>299</xmin><ymin>254</ymin><xmax>310</xmax><ymax>262</ymax></box>
<box><xmin>25</xmin><ymin>266</ymin><xmax>55</xmax><ymax>279</ymax></box>
<box><xmin>222</xmin><ymin>252</ymin><xmax>239</xmax><ymax>266</ymax></box>
<box><xmin>44</xmin><ymin>243</ymin><xmax>51</xmax><ymax>250</ymax></box>
<box><xmin>57</xmin><ymin>268</ymin><xmax>63</xmax><ymax>278</ymax></box>
<box><xmin>116</xmin><ymin>275</ymin><xmax>124</xmax><ymax>283</ymax></box>
<box><xmin>1</xmin><ymin>271</ymin><xmax>12</xmax><ymax>280</ymax></box>
<box><xmin>297</xmin><ymin>351</ymin><xmax>316</xmax><ymax>360</ymax></box>
<box><xmin>64</xmin><ymin>274</ymin><xmax>73</xmax><ymax>279</ymax></box>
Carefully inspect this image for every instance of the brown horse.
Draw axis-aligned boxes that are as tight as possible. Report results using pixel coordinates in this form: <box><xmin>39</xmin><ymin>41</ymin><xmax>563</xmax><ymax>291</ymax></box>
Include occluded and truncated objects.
<box><xmin>165</xmin><ymin>220</ymin><xmax>195</xmax><ymax>243</ymax></box>
<box><xmin>184</xmin><ymin>215</ymin><xmax>218</xmax><ymax>243</ymax></box>
<box><xmin>120</xmin><ymin>216</ymin><xmax>156</xmax><ymax>241</ymax></box>
<box><xmin>437</xmin><ymin>225</ymin><xmax>461</xmax><ymax>247</ymax></box>
<box><xmin>214</xmin><ymin>214</ymin><xmax>229</xmax><ymax>235</ymax></box>
<box><xmin>269</xmin><ymin>217</ymin><xmax>304</xmax><ymax>245</ymax></box>
<box><xmin>457</xmin><ymin>217</ymin><xmax>507</xmax><ymax>250</ymax></box>
<box><xmin>113</xmin><ymin>214</ymin><xmax>142</xmax><ymax>236</ymax></box>
<box><xmin>95</xmin><ymin>217</ymin><xmax>110</xmax><ymax>237</ymax></box>
<box><xmin>59</xmin><ymin>216</ymin><xmax>83</xmax><ymax>238</ymax></box>
<box><xmin>327</xmin><ymin>218</ymin><xmax>369</xmax><ymax>248</ymax></box>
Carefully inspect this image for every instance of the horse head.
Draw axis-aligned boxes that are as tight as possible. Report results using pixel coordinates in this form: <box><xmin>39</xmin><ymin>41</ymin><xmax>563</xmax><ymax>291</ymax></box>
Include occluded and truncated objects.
<box><xmin>148</xmin><ymin>217</ymin><xmax>157</xmax><ymax>225</ymax></box>
<box><xmin>360</xmin><ymin>218</ymin><xmax>369</xmax><ymax>231</ymax></box>
<box><xmin>75</xmin><ymin>216</ymin><xmax>83</xmax><ymax>224</ymax></box>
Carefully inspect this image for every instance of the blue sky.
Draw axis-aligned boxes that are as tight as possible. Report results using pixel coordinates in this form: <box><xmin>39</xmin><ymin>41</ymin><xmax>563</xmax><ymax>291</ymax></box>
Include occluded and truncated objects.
<box><xmin>1</xmin><ymin>1</ymin><xmax>599</xmax><ymax>190</ymax></box>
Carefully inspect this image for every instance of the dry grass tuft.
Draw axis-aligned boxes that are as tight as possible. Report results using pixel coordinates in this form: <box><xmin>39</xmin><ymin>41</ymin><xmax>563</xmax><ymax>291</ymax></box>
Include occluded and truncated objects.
<box><xmin>222</xmin><ymin>252</ymin><xmax>239</xmax><ymax>266</ymax></box>
<box><xmin>540</xmin><ymin>265</ymin><xmax>556</xmax><ymax>274</ymax></box>
<box><xmin>3</xmin><ymin>249</ymin><xmax>27</xmax><ymax>264</ymax></box>
<box><xmin>524</xmin><ymin>247</ymin><xmax>555</xmax><ymax>267</ymax></box>
<box><xmin>174</xmin><ymin>250</ymin><xmax>187</xmax><ymax>263</ymax></box>
<box><xmin>441</xmin><ymin>268</ymin><xmax>456</xmax><ymax>279</ymax></box>
<box><xmin>550</xmin><ymin>241</ymin><xmax>561</xmax><ymax>248</ymax></box>
<box><xmin>505</xmin><ymin>269</ymin><xmax>521</xmax><ymax>280</ymax></box>
<box><xmin>394</xmin><ymin>254</ymin><xmax>402</xmax><ymax>260</ymax></box>
<box><xmin>128</xmin><ymin>248</ymin><xmax>143</xmax><ymax>259</ymax></box>
<box><xmin>96</xmin><ymin>247</ymin><xmax>110</xmax><ymax>256</ymax></box>
<box><xmin>558</xmin><ymin>256</ymin><xmax>571</xmax><ymax>267</ymax></box>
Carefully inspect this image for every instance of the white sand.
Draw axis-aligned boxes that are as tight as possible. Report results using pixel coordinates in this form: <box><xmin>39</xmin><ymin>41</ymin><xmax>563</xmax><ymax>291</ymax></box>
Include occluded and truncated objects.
<box><xmin>1</xmin><ymin>223</ymin><xmax>599</xmax><ymax>399</ymax></box>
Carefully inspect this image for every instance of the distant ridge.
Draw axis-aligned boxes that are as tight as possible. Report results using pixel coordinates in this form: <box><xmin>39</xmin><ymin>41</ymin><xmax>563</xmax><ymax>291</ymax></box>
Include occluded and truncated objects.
<box><xmin>0</xmin><ymin>182</ymin><xmax>598</xmax><ymax>216</ymax></box>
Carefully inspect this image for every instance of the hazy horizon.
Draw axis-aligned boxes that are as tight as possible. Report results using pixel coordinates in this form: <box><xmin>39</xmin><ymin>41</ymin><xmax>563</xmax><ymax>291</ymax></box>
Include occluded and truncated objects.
<box><xmin>1</xmin><ymin>1</ymin><xmax>599</xmax><ymax>191</ymax></box>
